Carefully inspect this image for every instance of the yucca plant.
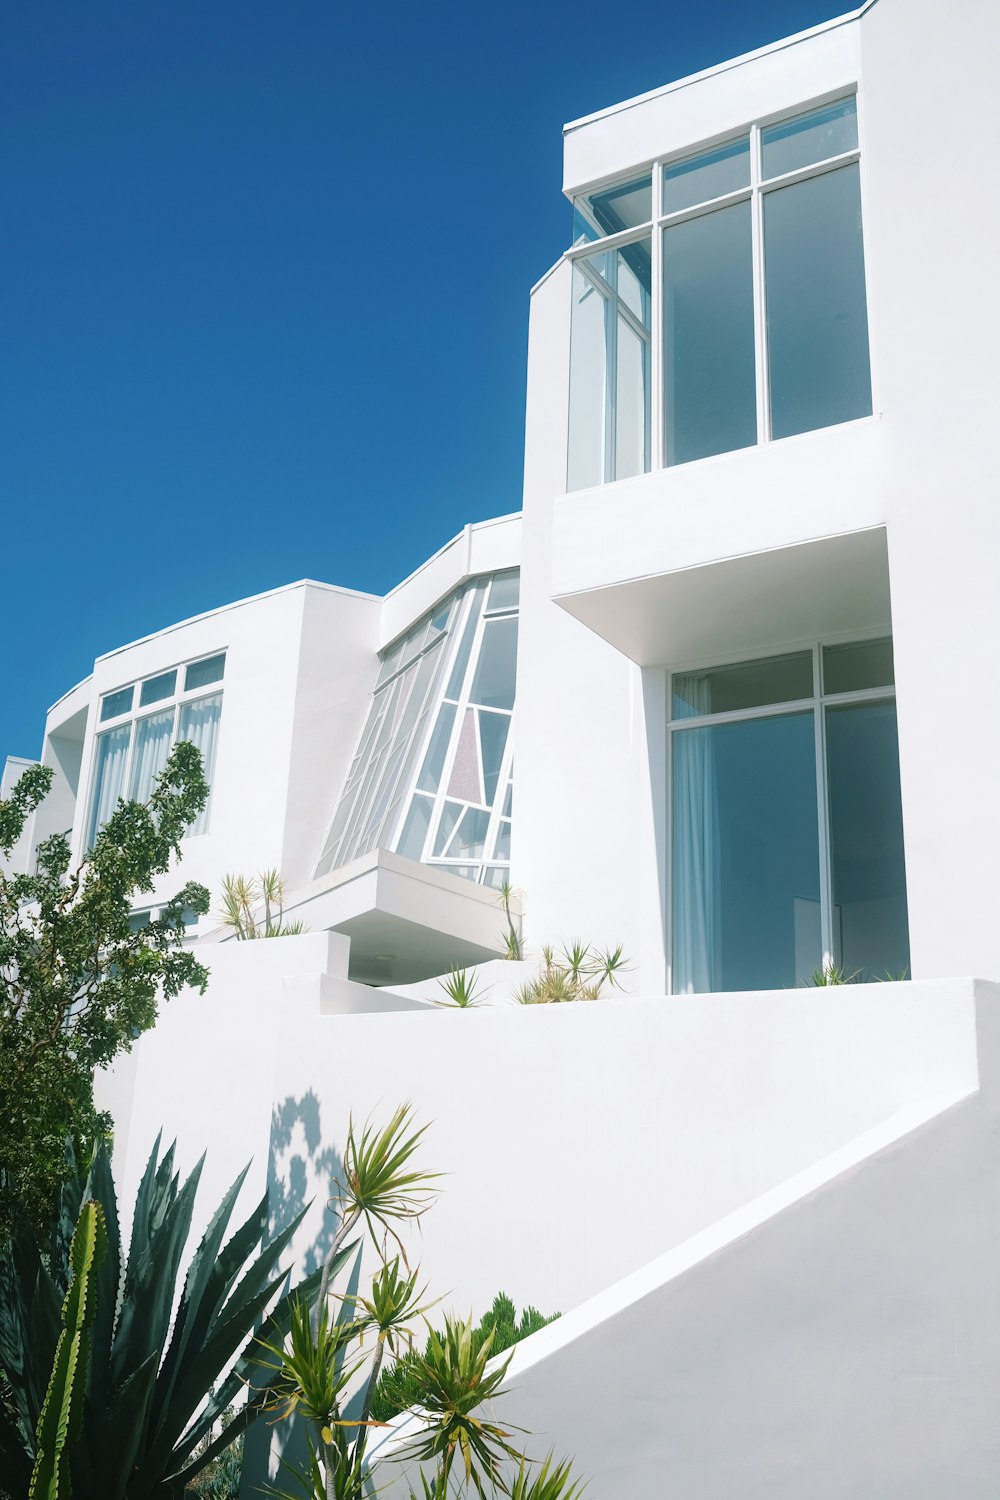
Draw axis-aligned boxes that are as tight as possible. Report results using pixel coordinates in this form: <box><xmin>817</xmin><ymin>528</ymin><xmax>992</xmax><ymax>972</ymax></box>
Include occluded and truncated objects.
<box><xmin>508</xmin><ymin>1452</ymin><xmax>587</xmax><ymax>1500</ymax></box>
<box><xmin>436</xmin><ymin>969</ymin><xmax>486</xmax><ymax>1009</ymax></box>
<box><xmin>0</xmin><ymin>1135</ymin><xmax>350</xmax><ymax>1499</ymax></box>
<box><xmin>498</xmin><ymin>883</ymin><xmax>522</xmax><ymax>962</ymax></box>
<box><xmin>808</xmin><ymin>962</ymin><xmax>860</xmax><ymax>986</ymax></box>
<box><xmin>400</xmin><ymin>1316</ymin><xmax>523</xmax><ymax>1499</ymax></box>
<box><xmin>218</xmin><ymin>869</ymin><xmax>306</xmax><ymax>939</ymax></box>
<box><xmin>515</xmin><ymin>943</ymin><xmax>627</xmax><ymax>1005</ymax></box>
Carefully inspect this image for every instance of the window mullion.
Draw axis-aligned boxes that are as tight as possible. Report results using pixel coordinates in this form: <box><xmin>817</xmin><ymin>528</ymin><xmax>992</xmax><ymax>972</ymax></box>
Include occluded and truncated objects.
<box><xmin>651</xmin><ymin>160</ymin><xmax>664</xmax><ymax>472</ymax></box>
<box><xmin>813</xmin><ymin>643</ymin><xmax>836</xmax><ymax>971</ymax></box>
<box><xmin>750</xmin><ymin>122</ymin><xmax>769</xmax><ymax>444</ymax></box>
<box><xmin>605</xmin><ymin>266</ymin><xmax>617</xmax><ymax>483</ymax></box>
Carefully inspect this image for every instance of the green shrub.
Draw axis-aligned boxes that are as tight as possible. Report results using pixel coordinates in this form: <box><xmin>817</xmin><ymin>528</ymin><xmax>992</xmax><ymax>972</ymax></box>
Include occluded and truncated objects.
<box><xmin>370</xmin><ymin>1293</ymin><xmax>559</xmax><ymax>1424</ymax></box>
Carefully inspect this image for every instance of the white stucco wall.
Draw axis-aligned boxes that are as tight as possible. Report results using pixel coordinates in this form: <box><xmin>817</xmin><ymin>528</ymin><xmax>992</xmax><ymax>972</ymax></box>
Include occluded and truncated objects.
<box><xmin>99</xmin><ymin>960</ymin><xmax>980</xmax><ymax>1323</ymax></box>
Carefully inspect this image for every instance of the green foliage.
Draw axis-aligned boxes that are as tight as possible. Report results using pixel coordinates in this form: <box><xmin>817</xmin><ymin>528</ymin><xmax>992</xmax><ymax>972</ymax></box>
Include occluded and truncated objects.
<box><xmin>508</xmin><ymin>1452</ymin><xmax>587</xmax><ymax>1500</ymax></box>
<box><xmin>262</xmin><ymin>1111</ymin><xmax>581</xmax><ymax>1500</ymax></box>
<box><xmin>218</xmin><ymin>869</ymin><xmax>306</xmax><ymax>939</ymax></box>
<box><xmin>370</xmin><ymin>1295</ymin><xmax>559</xmax><ymax>1425</ymax></box>
<box><xmin>0</xmin><ymin>742</ymin><xmax>211</xmax><ymax>1240</ymax></box>
<box><xmin>399</xmin><ymin>1314</ymin><xmax>523</xmax><ymax>1499</ymax></box>
<box><xmin>514</xmin><ymin>943</ymin><xmax>627</xmax><ymax>1005</ymax></box>
<box><xmin>28</xmin><ymin>1200</ymin><xmax>107</xmax><ymax>1500</ymax></box>
<box><xmin>808</xmin><ymin>962</ymin><xmax>859</xmax><ymax>986</ymax></box>
<box><xmin>437</xmin><ymin>969</ymin><xmax>487</xmax><ymax>1009</ymax></box>
<box><xmin>0</xmin><ymin>1135</ymin><xmax>342</xmax><ymax>1499</ymax></box>
<box><xmin>187</xmin><ymin>1423</ymin><xmax>244</xmax><ymax>1500</ymax></box>
<box><xmin>498</xmin><ymin>883</ymin><xmax>522</xmax><ymax>962</ymax></box>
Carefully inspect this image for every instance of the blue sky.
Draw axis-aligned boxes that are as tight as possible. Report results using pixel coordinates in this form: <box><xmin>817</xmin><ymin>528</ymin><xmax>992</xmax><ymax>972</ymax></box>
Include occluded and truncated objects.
<box><xmin>2</xmin><ymin>0</ymin><xmax>843</xmax><ymax>757</ymax></box>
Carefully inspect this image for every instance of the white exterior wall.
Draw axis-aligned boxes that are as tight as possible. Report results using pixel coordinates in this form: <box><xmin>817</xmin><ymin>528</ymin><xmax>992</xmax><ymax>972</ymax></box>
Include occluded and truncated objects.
<box><xmin>519</xmin><ymin>0</ymin><xmax>1000</xmax><ymax>989</ymax></box>
<box><xmin>100</xmin><ymin>955</ymin><xmax>980</xmax><ymax>1321</ymax></box>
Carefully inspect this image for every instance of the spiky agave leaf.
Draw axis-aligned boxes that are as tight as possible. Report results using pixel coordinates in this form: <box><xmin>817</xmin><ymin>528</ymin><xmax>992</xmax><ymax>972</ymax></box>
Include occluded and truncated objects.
<box><xmin>509</xmin><ymin>1452</ymin><xmax>588</xmax><ymax>1500</ymax></box>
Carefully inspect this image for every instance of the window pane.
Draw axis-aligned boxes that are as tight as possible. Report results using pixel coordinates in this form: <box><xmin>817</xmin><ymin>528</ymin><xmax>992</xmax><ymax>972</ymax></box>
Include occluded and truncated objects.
<box><xmin>447</xmin><ymin>807</ymin><xmax>491</xmax><ymax>861</ymax></box>
<box><xmin>663</xmin><ymin>137</ymin><xmax>750</xmax><ymax>214</ymax></box>
<box><xmin>446</xmin><ymin>584</ymin><xmax>487</xmax><ymax>698</ymax></box>
<box><xmin>664</xmin><ymin>201</ymin><xmax>756</xmax><ymax>465</ymax></box>
<box><xmin>478</xmin><ymin>710</ymin><xmax>510</xmax><ymax>805</ymax></box>
<box><xmin>672</xmin><ymin>652</ymin><xmax>813</xmax><ymax>719</ymax></box>
<box><xmin>482</xmin><ymin>865</ymin><xmax>508</xmax><ymax>890</ymax></box>
<box><xmin>129</xmin><ymin>710</ymin><xmax>174</xmax><ymax>802</ymax></box>
<box><xmin>826</xmin><ymin>702</ymin><xmax>909</xmax><ymax>981</ymax></box>
<box><xmin>568</xmin><ymin>241</ymin><xmax>651</xmax><ymax>490</ymax></box>
<box><xmin>579</xmin><ymin>173</ymin><xmax>652</xmax><ymax>238</ymax></box>
<box><xmin>765</xmin><ymin>163</ymin><xmax>872</xmax><ymax>440</ymax></box>
<box><xmin>673</xmin><ymin>712</ymin><xmax>821</xmax><ymax>992</ymax></box>
<box><xmin>185</xmin><ymin>653</ymin><xmax>226</xmax><ymax>692</ymax></box>
<box><xmin>448</xmin><ymin>709</ymin><xmax>484</xmax><ymax>804</ymax></box>
<box><xmin>470</xmin><ymin>618</ymin><xmax>518</xmax><ymax>712</ymax></box>
<box><xmin>823</xmin><ymin>639</ymin><xmax>894</xmax><ymax>695</ymax></box>
<box><xmin>433</xmin><ymin>801</ymin><xmax>464</xmax><ymax>857</ymax></box>
<box><xmin>568</xmin><ymin>259</ymin><xmax>609</xmax><ymax>491</ymax></box>
<box><xmin>396</xmin><ymin>793</ymin><xmax>433</xmax><ymax>861</ymax></box>
<box><xmin>761</xmin><ymin>98</ymin><xmax>858</xmax><ymax>179</ymax></box>
<box><xmin>416</xmin><ymin>702</ymin><xmax>457</xmax><ymax>795</ymax></box>
<box><xmin>486</xmin><ymin>570</ymin><xmax>519</xmax><ymax>615</ymax></box>
<box><xmin>100</xmin><ymin>686</ymin><xmax>133</xmax><ymax>721</ymax></box>
<box><xmin>139</xmin><ymin>670</ymin><xmax>176</xmax><ymax>707</ymax></box>
<box><xmin>431</xmin><ymin>863</ymin><xmax>479</xmax><ymax>882</ymax></box>
<box><xmin>88</xmin><ymin>724</ymin><xmax>131</xmax><ymax>846</ymax></box>
<box><xmin>178</xmin><ymin>693</ymin><xmax>222</xmax><ymax>835</ymax></box>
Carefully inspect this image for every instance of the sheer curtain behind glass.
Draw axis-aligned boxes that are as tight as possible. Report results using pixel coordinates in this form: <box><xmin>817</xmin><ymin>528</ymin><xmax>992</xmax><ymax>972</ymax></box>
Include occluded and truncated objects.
<box><xmin>671</xmin><ymin>678</ymin><xmax>718</xmax><ymax>992</ymax></box>
<box><xmin>129</xmin><ymin>711</ymin><xmax>174</xmax><ymax>803</ymax></box>
<box><xmin>87</xmin><ymin>726</ymin><xmax>131</xmax><ymax>847</ymax></box>
<box><xmin>179</xmin><ymin>694</ymin><xmax>222</xmax><ymax>835</ymax></box>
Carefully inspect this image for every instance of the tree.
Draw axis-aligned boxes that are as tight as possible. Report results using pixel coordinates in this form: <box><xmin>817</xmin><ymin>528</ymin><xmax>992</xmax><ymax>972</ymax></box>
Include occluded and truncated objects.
<box><xmin>0</xmin><ymin>741</ymin><xmax>211</xmax><ymax>1240</ymax></box>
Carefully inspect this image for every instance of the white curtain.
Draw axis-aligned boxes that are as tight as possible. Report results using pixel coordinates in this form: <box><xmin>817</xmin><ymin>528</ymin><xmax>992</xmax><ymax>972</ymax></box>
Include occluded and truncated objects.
<box><xmin>87</xmin><ymin>725</ymin><xmax>131</xmax><ymax>846</ymax></box>
<box><xmin>179</xmin><ymin>693</ymin><xmax>222</xmax><ymax>835</ymax></box>
<box><xmin>672</xmin><ymin>680</ymin><xmax>719</xmax><ymax>993</ymax></box>
<box><xmin>129</xmin><ymin>710</ymin><xmax>174</xmax><ymax>803</ymax></box>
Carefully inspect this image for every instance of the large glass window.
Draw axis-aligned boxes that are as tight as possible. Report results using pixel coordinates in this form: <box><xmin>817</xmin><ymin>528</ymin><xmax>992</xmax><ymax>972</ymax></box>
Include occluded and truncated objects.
<box><xmin>86</xmin><ymin>652</ymin><xmax>226</xmax><ymax>846</ymax></box>
<box><xmin>670</xmin><ymin>638</ymin><xmax>908</xmax><ymax>992</ymax></box>
<box><xmin>568</xmin><ymin>95</ymin><xmax>872</xmax><ymax>488</ymax></box>
<box><xmin>318</xmin><ymin>571</ymin><xmax>517</xmax><ymax>888</ymax></box>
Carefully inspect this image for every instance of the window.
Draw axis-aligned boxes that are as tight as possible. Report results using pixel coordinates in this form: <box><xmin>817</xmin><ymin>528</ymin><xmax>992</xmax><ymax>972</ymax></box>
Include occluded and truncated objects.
<box><xmin>669</xmin><ymin>638</ymin><xmax>908</xmax><ymax>992</ymax></box>
<box><xmin>568</xmin><ymin>96</ymin><xmax>872</xmax><ymax>487</ymax></box>
<box><xmin>86</xmin><ymin>652</ymin><xmax>225</xmax><ymax>846</ymax></box>
<box><xmin>318</xmin><ymin>571</ymin><xmax>518</xmax><ymax>888</ymax></box>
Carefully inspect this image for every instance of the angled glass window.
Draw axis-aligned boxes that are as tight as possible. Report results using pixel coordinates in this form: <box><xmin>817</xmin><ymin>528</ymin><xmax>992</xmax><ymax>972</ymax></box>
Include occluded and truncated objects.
<box><xmin>573</xmin><ymin>172</ymin><xmax>652</xmax><ymax>243</ymax></box>
<box><xmin>568</xmin><ymin>239</ymin><xmax>651</xmax><ymax>490</ymax></box>
<box><xmin>322</xmin><ymin>572</ymin><xmax>519</xmax><ymax>887</ymax></box>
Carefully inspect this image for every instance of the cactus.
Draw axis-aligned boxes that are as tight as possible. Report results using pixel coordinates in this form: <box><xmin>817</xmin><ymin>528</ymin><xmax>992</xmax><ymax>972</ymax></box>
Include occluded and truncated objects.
<box><xmin>29</xmin><ymin>1199</ymin><xmax>107</xmax><ymax>1500</ymax></box>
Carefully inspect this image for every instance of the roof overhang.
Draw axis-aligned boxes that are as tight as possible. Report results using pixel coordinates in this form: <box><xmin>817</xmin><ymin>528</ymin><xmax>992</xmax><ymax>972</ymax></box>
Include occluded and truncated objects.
<box><xmin>554</xmin><ymin>526</ymin><xmax>892</xmax><ymax>668</ymax></box>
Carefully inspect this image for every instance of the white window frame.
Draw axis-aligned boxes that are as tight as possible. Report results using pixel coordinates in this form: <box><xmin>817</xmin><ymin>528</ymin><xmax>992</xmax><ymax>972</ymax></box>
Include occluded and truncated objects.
<box><xmin>566</xmin><ymin>90</ymin><xmax>869</xmax><ymax>486</ymax></box>
<box><xmin>84</xmin><ymin>651</ymin><xmax>226</xmax><ymax>844</ymax></box>
<box><xmin>665</xmin><ymin>633</ymin><xmax>899</xmax><ymax>993</ymax></box>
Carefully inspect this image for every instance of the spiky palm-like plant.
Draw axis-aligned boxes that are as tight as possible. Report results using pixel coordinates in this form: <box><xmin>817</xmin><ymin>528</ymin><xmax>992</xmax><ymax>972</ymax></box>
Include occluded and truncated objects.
<box><xmin>0</xmin><ymin>1136</ymin><xmax>349</xmax><ymax>1499</ymax></box>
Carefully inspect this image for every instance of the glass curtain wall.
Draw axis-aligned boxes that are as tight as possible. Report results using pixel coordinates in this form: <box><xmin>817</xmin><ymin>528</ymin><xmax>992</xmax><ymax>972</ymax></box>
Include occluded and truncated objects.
<box><xmin>86</xmin><ymin>653</ymin><xmax>226</xmax><ymax>846</ymax></box>
<box><xmin>567</xmin><ymin>96</ymin><xmax>872</xmax><ymax>488</ymax></box>
<box><xmin>318</xmin><ymin>571</ymin><xmax>518</xmax><ymax>888</ymax></box>
<box><xmin>670</xmin><ymin>639</ymin><xmax>908</xmax><ymax>992</ymax></box>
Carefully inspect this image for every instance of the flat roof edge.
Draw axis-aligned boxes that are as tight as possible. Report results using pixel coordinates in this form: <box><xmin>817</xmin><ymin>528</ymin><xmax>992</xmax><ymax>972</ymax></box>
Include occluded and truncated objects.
<box><xmin>562</xmin><ymin>4</ymin><xmax>872</xmax><ymax>134</ymax></box>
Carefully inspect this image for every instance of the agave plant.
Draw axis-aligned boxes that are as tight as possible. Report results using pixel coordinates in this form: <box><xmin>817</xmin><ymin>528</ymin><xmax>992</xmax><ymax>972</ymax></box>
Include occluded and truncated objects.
<box><xmin>0</xmin><ymin>1135</ymin><xmax>351</xmax><ymax>1498</ymax></box>
<box><xmin>436</xmin><ymin>969</ymin><xmax>487</xmax><ymax>1009</ymax></box>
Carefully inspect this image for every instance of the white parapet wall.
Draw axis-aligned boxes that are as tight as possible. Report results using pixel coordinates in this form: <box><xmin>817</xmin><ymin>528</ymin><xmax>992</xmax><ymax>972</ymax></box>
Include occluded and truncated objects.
<box><xmin>99</xmin><ymin>951</ymin><xmax>981</xmax><ymax>1321</ymax></box>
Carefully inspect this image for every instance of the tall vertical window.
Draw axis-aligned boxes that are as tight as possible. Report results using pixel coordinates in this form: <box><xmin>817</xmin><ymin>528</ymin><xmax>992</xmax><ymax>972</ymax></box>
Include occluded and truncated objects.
<box><xmin>86</xmin><ymin>653</ymin><xmax>225</xmax><ymax>846</ymax></box>
<box><xmin>318</xmin><ymin>571</ymin><xmax>518</xmax><ymax>888</ymax></box>
<box><xmin>669</xmin><ymin>639</ymin><xmax>908</xmax><ymax>992</ymax></box>
<box><xmin>568</xmin><ymin>95</ymin><xmax>872</xmax><ymax>488</ymax></box>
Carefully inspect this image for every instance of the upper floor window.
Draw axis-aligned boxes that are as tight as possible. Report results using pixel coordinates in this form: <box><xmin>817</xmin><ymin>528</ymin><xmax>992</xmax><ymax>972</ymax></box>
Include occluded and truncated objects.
<box><xmin>86</xmin><ymin>652</ymin><xmax>225</xmax><ymax>846</ymax></box>
<box><xmin>567</xmin><ymin>96</ymin><xmax>872</xmax><ymax>489</ymax></box>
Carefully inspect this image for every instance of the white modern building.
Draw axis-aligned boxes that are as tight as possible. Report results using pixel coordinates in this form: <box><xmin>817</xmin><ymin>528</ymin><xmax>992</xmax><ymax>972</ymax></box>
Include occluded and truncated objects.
<box><xmin>6</xmin><ymin>0</ymin><xmax>1000</xmax><ymax>1492</ymax></box>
